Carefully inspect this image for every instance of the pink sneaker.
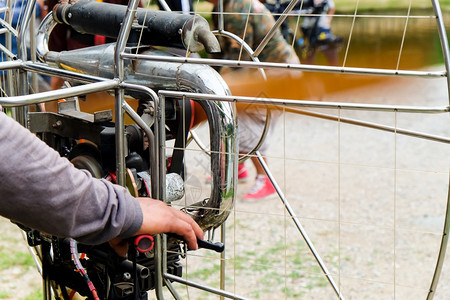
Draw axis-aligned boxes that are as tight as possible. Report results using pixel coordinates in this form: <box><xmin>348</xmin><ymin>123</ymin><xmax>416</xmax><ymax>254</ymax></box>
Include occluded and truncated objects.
<box><xmin>206</xmin><ymin>164</ymin><xmax>249</xmax><ymax>183</ymax></box>
<box><xmin>243</xmin><ymin>175</ymin><xmax>276</xmax><ymax>200</ymax></box>
<box><xmin>237</xmin><ymin>164</ymin><xmax>249</xmax><ymax>181</ymax></box>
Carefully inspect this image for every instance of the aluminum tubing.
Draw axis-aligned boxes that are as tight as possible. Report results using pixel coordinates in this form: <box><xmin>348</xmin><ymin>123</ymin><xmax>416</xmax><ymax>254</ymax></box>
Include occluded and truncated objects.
<box><xmin>39</xmin><ymin>43</ymin><xmax>236</xmax><ymax>231</ymax></box>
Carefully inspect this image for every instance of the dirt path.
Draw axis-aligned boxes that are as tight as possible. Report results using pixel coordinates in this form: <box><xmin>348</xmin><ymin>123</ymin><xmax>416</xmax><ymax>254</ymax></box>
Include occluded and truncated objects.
<box><xmin>178</xmin><ymin>73</ymin><xmax>450</xmax><ymax>299</ymax></box>
<box><xmin>0</xmin><ymin>73</ymin><xmax>448</xmax><ymax>299</ymax></box>
<box><xmin>0</xmin><ymin>218</ymin><xmax>41</xmax><ymax>299</ymax></box>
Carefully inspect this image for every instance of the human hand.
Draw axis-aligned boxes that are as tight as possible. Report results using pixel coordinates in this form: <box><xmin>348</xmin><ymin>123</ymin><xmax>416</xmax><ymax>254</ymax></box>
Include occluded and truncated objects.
<box><xmin>110</xmin><ymin>198</ymin><xmax>204</xmax><ymax>256</ymax></box>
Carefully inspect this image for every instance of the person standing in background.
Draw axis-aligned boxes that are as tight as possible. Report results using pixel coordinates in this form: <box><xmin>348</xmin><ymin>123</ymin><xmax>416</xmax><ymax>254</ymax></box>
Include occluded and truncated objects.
<box><xmin>262</xmin><ymin>0</ymin><xmax>294</xmax><ymax>43</ymax></box>
<box><xmin>298</xmin><ymin>0</ymin><xmax>342</xmax><ymax>64</ymax></box>
<box><xmin>208</xmin><ymin>0</ymin><xmax>300</xmax><ymax>200</ymax></box>
<box><xmin>157</xmin><ymin>0</ymin><xmax>194</xmax><ymax>14</ymax></box>
<box><xmin>299</xmin><ymin>0</ymin><xmax>340</xmax><ymax>47</ymax></box>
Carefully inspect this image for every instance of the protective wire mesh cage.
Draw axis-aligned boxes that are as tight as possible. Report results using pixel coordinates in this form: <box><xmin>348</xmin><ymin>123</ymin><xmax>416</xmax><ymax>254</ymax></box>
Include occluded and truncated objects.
<box><xmin>0</xmin><ymin>0</ymin><xmax>449</xmax><ymax>299</ymax></box>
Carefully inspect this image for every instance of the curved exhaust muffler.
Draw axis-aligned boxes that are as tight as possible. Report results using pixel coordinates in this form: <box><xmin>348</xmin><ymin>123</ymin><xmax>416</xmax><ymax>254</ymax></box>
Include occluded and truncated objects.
<box><xmin>37</xmin><ymin>14</ymin><xmax>236</xmax><ymax>232</ymax></box>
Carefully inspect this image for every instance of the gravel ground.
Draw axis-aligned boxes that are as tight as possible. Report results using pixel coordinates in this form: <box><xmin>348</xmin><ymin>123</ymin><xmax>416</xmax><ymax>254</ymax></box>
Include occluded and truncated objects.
<box><xmin>0</xmin><ymin>71</ymin><xmax>448</xmax><ymax>299</ymax></box>
<box><xmin>176</xmin><ymin>71</ymin><xmax>450</xmax><ymax>299</ymax></box>
<box><xmin>0</xmin><ymin>218</ymin><xmax>41</xmax><ymax>299</ymax></box>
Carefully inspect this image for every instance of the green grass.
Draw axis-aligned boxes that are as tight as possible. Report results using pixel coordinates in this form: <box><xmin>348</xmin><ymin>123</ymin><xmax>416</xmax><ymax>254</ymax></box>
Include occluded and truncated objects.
<box><xmin>283</xmin><ymin>286</ymin><xmax>303</xmax><ymax>298</ymax></box>
<box><xmin>187</xmin><ymin>262</ymin><xmax>221</xmax><ymax>280</ymax></box>
<box><xmin>0</xmin><ymin>249</ymin><xmax>35</xmax><ymax>270</ymax></box>
<box><xmin>335</xmin><ymin>0</ymin><xmax>450</xmax><ymax>12</ymax></box>
<box><xmin>24</xmin><ymin>288</ymin><xmax>43</xmax><ymax>300</ymax></box>
<box><xmin>185</xmin><ymin>239</ymin><xmax>337</xmax><ymax>298</ymax></box>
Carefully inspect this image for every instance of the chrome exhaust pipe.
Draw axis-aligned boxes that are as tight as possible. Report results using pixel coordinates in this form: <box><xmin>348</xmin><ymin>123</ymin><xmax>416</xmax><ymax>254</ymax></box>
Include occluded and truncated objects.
<box><xmin>37</xmin><ymin>19</ymin><xmax>236</xmax><ymax>231</ymax></box>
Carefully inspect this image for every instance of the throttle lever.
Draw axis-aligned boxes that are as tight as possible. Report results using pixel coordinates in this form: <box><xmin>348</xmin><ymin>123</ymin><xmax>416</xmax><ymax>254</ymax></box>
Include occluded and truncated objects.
<box><xmin>168</xmin><ymin>234</ymin><xmax>224</xmax><ymax>253</ymax></box>
<box><xmin>197</xmin><ymin>238</ymin><xmax>225</xmax><ymax>253</ymax></box>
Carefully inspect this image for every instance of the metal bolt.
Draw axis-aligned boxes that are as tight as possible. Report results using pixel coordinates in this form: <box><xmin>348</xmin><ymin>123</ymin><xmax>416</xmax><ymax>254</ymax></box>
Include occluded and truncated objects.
<box><xmin>123</xmin><ymin>272</ymin><xmax>131</xmax><ymax>280</ymax></box>
<box><xmin>147</xmin><ymin>106</ymin><xmax>154</xmax><ymax>114</ymax></box>
<box><xmin>52</xmin><ymin>120</ymin><xmax>62</xmax><ymax>129</ymax></box>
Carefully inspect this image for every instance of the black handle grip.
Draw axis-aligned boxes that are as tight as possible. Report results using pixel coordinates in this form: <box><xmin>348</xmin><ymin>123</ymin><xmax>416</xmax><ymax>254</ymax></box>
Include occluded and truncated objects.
<box><xmin>196</xmin><ymin>238</ymin><xmax>225</xmax><ymax>253</ymax></box>
<box><xmin>168</xmin><ymin>234</ymin><xmax>224</xmax><ymax>253</ymax></box>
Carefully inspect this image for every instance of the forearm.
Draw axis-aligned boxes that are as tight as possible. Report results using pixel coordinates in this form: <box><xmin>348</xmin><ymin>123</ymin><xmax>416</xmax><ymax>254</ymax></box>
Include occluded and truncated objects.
<box><xmin>0</xmin><ymin>112</ymin><xmax>142</xmax><ymax>244</ymax></box>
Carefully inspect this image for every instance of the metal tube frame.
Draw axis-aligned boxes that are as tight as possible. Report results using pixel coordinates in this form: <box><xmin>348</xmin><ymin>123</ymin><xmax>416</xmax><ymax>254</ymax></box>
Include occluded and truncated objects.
<box><xmin>426</xmin><ymin>0</ymin><xmax>450</xmax><ymax>299</ymax></box>
<box><xmin>255</xmin><ymin>150</ymin><xmax>344</xmax><ymax>299</ymax></box>
<box><xmin>113</xmin><ymin>2</ymin><xmax>167</xmax><ymax>298</ymax></box>
<box><xmin>113</xmin><ymin>0</ymin><xmax>140</xmax><ymax>186</ymax></box>
<box><xmin>252</xmin><ymin>0</ymin><xmax>299</xmax><ymax>57</ymax></box>
<box><xmin>0</xmin><ymin>79</ymin><xmax>120</xmax><ymax>106</ymax></box>
<box><xmin>159</xmin><ymin>84</ymin><xmax>449</xmax><ymax>299</ymax></box>
<box><xmin>157</xmin><ymin>94</ymin><xmax>167</xmax><ymax>299</ymax></box>
<box><xmin>121</xmin><ymin>52</ymin><xmax>447</xmax><ymax>78</ymax></box>
<box><xmin>15</xmin><ymin>0</ymin><xmax>36</xmax><ymax>125</ymax></box>
<box><xmin>212</xmin><ymin>30</ymin><xmax>267</xmax><ymax>80</ymax></box>
<box><xmin>164</xmin><ymin>273</ymin><xmax>250</xmax><ymax>300</ymax></box>
<box><xmin>0</xmin><ymin>0</ymin><xmax>448</xmax><ymax>298</ymax></box>
<box><xmin>159</xmin><ymin>90</ymin><xmax>449</xmax><ymax>114</ymax></box>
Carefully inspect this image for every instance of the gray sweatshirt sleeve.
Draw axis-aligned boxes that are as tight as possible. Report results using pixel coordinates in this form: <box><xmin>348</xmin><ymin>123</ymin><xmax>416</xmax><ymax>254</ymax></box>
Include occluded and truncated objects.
<box><xmin>0</xmin><ymin>111</ymin><xmax>143</xmax><ymax>244</ymax></box>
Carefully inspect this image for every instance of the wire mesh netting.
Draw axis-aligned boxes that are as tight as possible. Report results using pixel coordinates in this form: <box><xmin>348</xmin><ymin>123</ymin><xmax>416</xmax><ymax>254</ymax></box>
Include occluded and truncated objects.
<box><xmin>0</xmin><ymin>0</ymin><xmax>449</xmax><ymax>299</ymax></box>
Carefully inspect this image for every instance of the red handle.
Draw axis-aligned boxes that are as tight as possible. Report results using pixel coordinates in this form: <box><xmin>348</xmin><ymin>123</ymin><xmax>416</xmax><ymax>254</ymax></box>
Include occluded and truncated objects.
<box><xmin>134</xmin><ymin>235</ymin><xmax>154</xmax><ymax>253</ymax></box>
